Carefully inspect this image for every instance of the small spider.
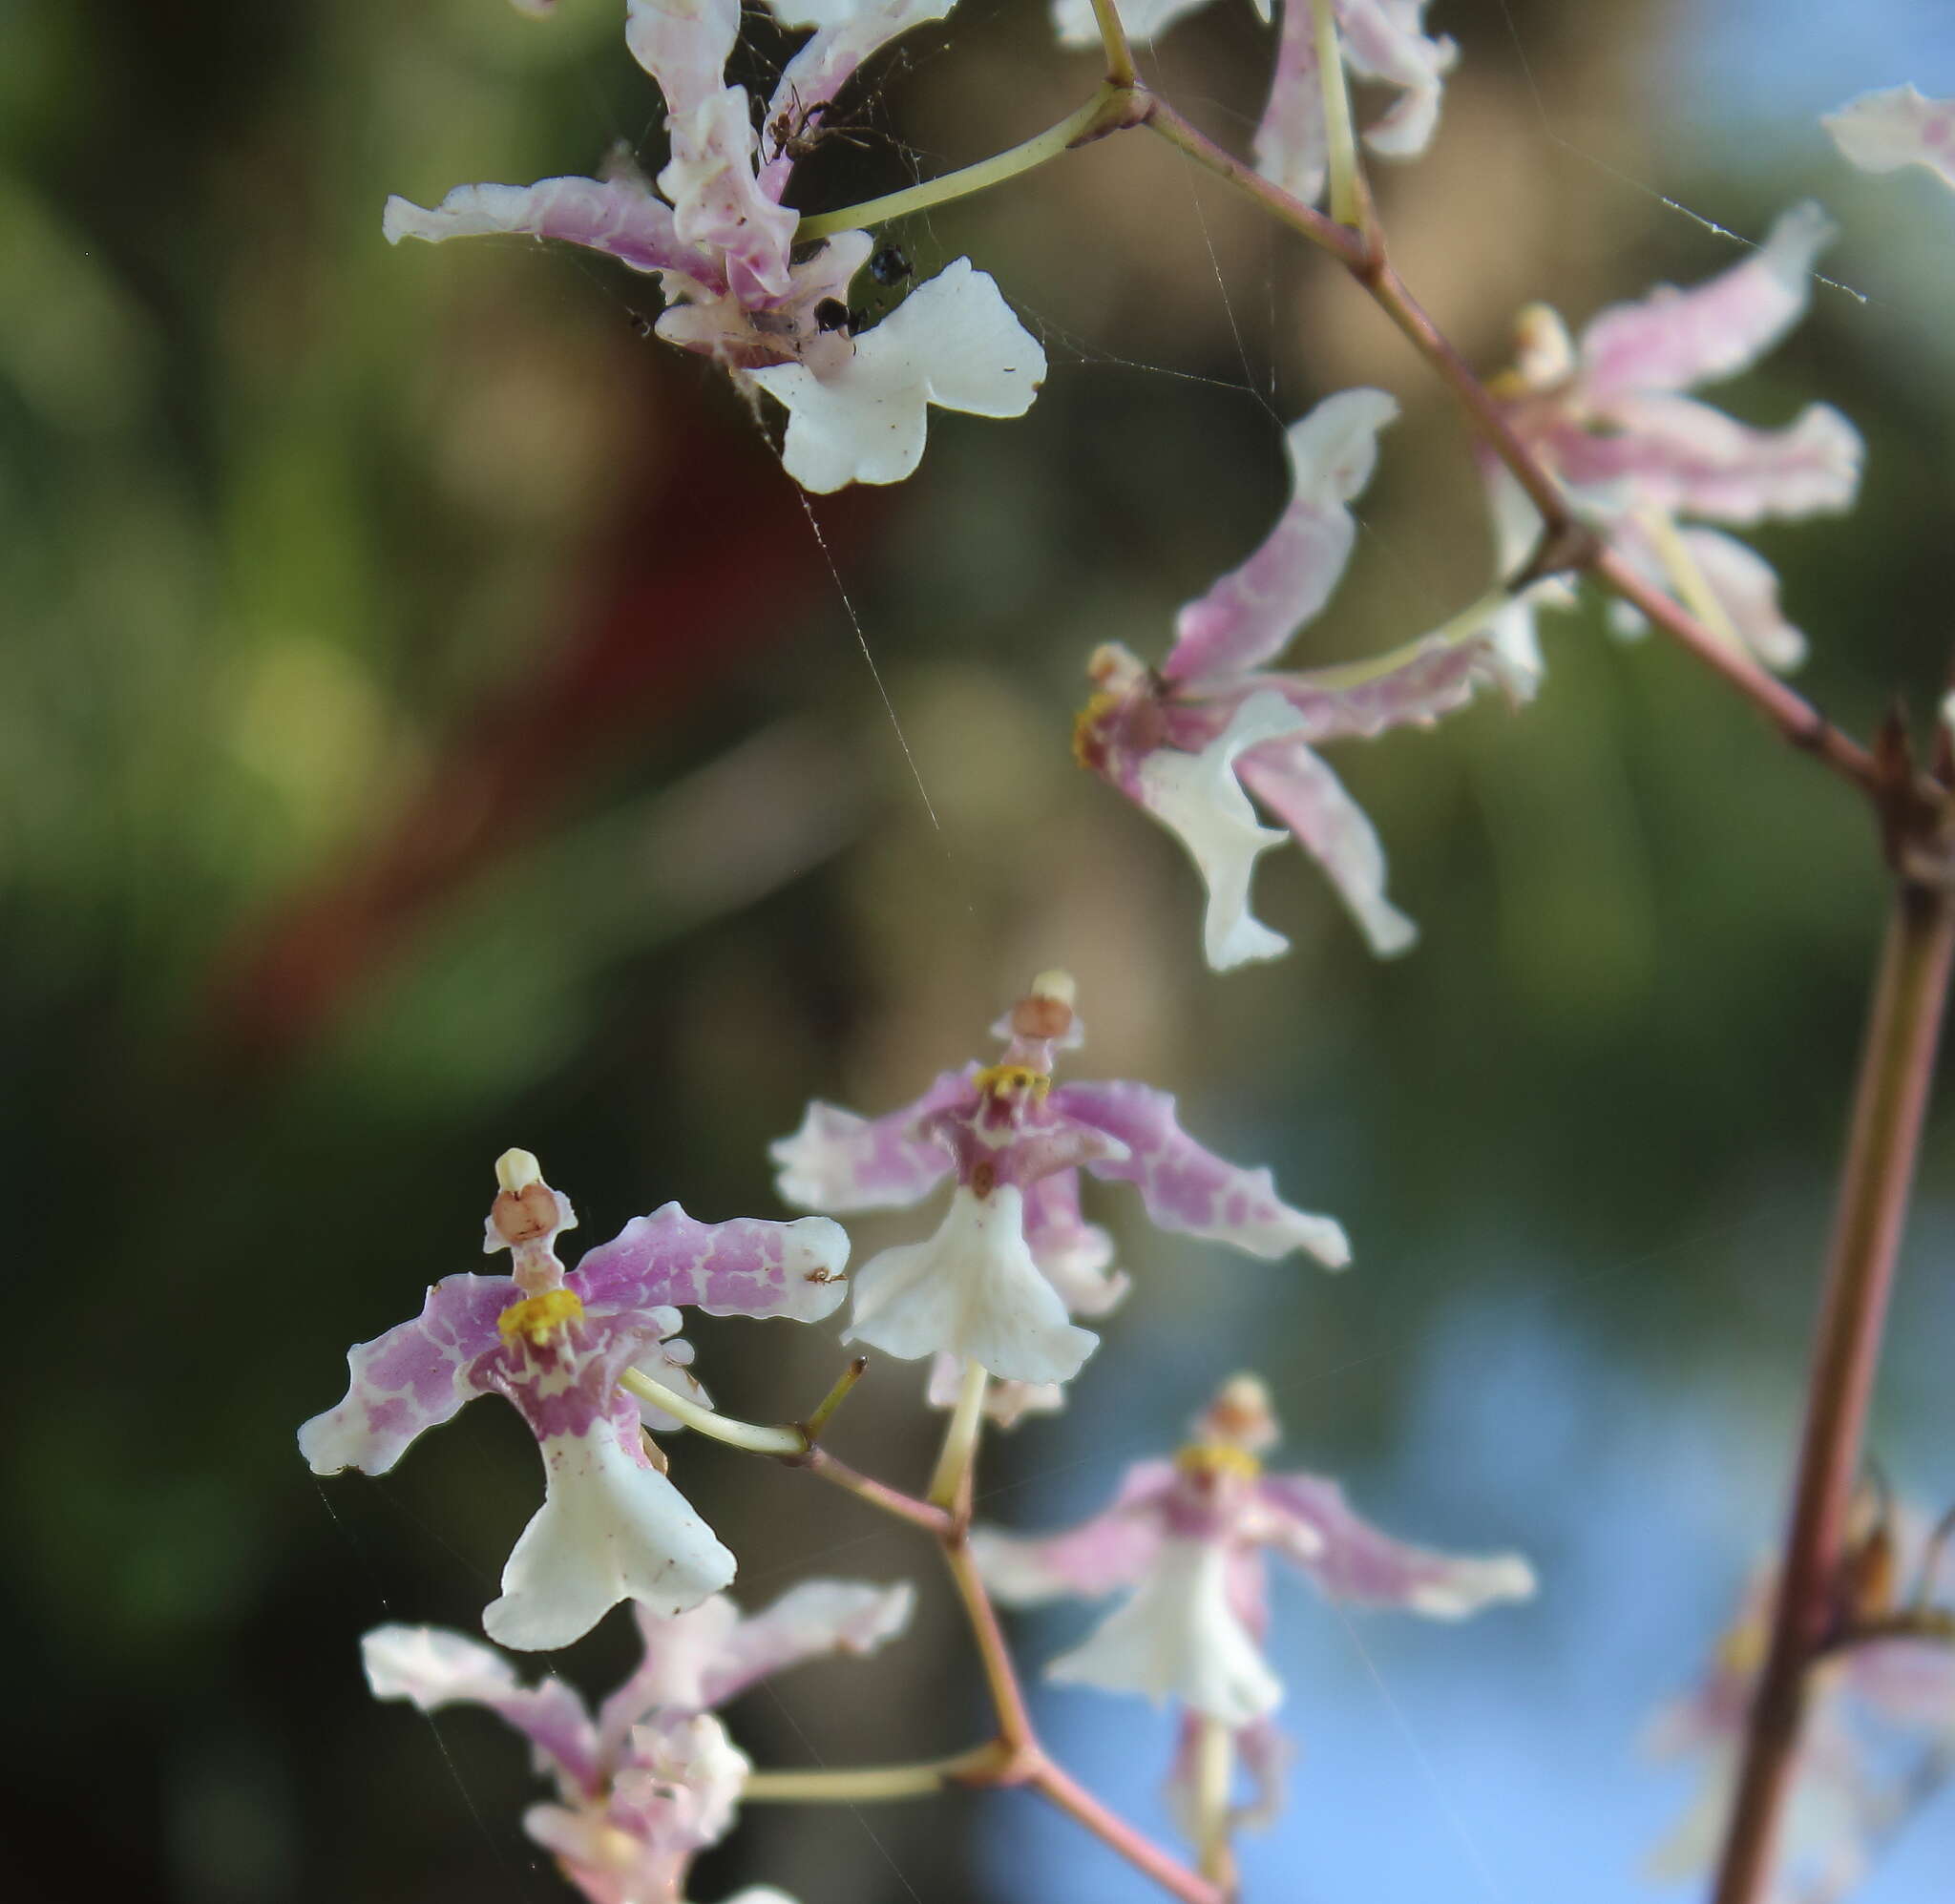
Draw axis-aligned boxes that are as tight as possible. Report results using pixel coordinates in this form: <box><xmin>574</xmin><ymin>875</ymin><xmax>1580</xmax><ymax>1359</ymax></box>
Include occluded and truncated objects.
<box><xmin>765</xmin><ymin>88</ymin><xmax>876</xmax><ymax>166</ymax></box>
<box><xmin>869</xmin><ymin>243</ymin><xmax>912</xmax><ymax>286</ymax></box>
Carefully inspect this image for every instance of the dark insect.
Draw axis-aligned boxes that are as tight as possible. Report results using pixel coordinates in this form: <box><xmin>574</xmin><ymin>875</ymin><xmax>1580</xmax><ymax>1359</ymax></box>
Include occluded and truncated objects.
<box><xmin>626</xmin><ymin>310</ymin><xmax>655</xmax><ymax>339</ymax></box>
<box><xmin>814</xmin><ymin>299</ymin><xmax>851</xmax><ymax>334</ymax></box>
<box><xmin>869</xmin><ymin>243</ymin><xmax>913</xmax><ymax>287</ymax></box>
<box><xmin>766</xmin><ymin>88</ymin><xmax>875</xmax><ymax>166</ymax></box>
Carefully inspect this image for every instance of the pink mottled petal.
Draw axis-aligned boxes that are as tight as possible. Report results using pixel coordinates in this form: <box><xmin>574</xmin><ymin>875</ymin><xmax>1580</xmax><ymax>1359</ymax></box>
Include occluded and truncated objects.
<box><xmin>972</xmin><ymin>1460</ymin><xmax>1179</xmax><ymax>1601</ymax></box>
<box><xmin>1674</xmin><ymin>527</ymin><xmax>1809</xmax><ymax>672</ymax></box>
<box><xmin>1054</xmin><ymin>1078</ymin><xmax>1351</xmax><ymax>1265</ymax></box>
<box><xmin>1023</xmin><ymin>1171</ymin><xmax>1129</xmax><ymax>1318</ymax></box>
<box><xmin>770</xmin><ymin>1069</ymin><xmax>971</xmax><ymax>1211</ymax></box>
<box><xmin>1166</xmin><ymin>389</ymin><xmax>1397</xmax><ymax>685</ymax></box>
<box><xmin>625</xmin><ymin>0</ymin><xmax>743</xmax><ymax>120</ymax></box>
<box><xmin>1339</xmin><ymin>0</ymin><xmax>1458</xmax><ymax>159</ymax></box>
<box><xmin>1578</xmin><ymin>202</ymin><xmax>1836</xmax><ymax>404</ymax></box>
<box><xmin>1257</xmin><ymin>1473</ymin><xmax>1537</xmax><ymax>1616</ymax></box>
<box><xmin>299</xmin><ymin>1273</ymin><xmax>510</xmax><ymax>1475</ymax></box>
<box><xmin>1823</xmin><ymin>84</ymin><xmax>1955</xmax><ymax>189</ymax></box>
<box><xmin>382</xmin><ymin>176</ymin><xmax>722</xmax><ymax>294</ymax></box>
<box><xmin>362</xmin><ymin>1624</ymin><xmax>600</xmax><ymax>1794</ymax></box>
<box><xmin>1253</xmin><ymin>623</ymin><xmax>1533</xmax><ymax>743</ymax></box>
<box><xmin>1251</xmin><ymin>0</ymin><xmax>1328</xmax><ymax>207</ymax></box>
<box><xmin>660</xmin><ymin>88</ymin><xmax>800</xmax><ymax>301</ymax></box>
<box><xmin>698</xmin><ymin>1579</ymin><xmax>916</xmax><ymax>1706</ymax></box>
<box><xmin>609</xmin><ymin>1711</ymin><xmax>749</xmax><ymax>1863</ymax></box>
<box><xmin>484</xmin><ymin>1431</ymin><xmax>736</xmax><ymax>1649</ymax></box>
<box><xmin>1557</xmin><ymin>393</ymin><xmax>1861</xmax><ymax>524</ymax></box>
<box><xmin>1235</xmin><ymin>730</ymin><xmax>1416</xmax><ymax>957</ymax></box>
<box><xmin>573</xmin><ymin>1206</ymin><xmax>849</xmax><ymax>1322</ymax></box>
<box><xmin>598</xmin><ymin>1599</ymin><xmax>742</xmax><ymax>1754</ymax></box>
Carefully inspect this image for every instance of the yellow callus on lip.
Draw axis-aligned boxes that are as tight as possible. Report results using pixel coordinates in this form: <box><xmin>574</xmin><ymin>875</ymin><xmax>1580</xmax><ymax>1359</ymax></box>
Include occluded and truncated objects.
<box><xmin>1174</xmin><ymin>1441</ymin><xmax>1263</xmax><ymax>1483</ymax></box>
<box><xmin>497</xmin><ymin>1287</ymin><xmax>585</xmax><ymax>1346</ymax></box>
<box><xmin>973</xmin><ymin>1062</ymin><xmax>1051</xmax><ymax>1099</ymax></box>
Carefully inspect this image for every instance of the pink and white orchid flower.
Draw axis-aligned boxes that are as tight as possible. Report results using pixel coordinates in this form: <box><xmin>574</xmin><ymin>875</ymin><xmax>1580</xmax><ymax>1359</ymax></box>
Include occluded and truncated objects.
<box><xmin>386</xmin><ymin>1</ymin><xmax>1044</xmax><ymax>492</ymax></box>
<box><xmin>1072</xmin><ymin>387</ymin><xmax>1529</xmax><ymax>968</ymax></box>
<box><xmin>1824</xmin><ymin>85</ymin><xmax>1955</xmax><ymax>193</ymax></box>
<box><xmin>301</xmin><ymin>1150</ymin><xmax>848</xmax><ymax>1649</ymax></box>
<box><xmin>973</xmin><ymin>1374</ymin><xmax>1535</xmax><ymax>1836</ymax></box>
<box><xmin>771</xmin><ymin>975</ymin><xmax>1349</xmax><ymax>1405</ymax></box>
<box><xmin>363</xmin><ymin>1576</ymin><xmax>912</xmax><ymax>1904</ymax></box>
<box><xmin>1050</xmin><ymin>0</ymin><xmax>1456</xmax><ymax>209</ymax></box>
<box><xmin>1486</xmin><ymin>203</ymin><xmax>1863</xmax><ymax>676</ymax></box>
<box><xmin>1649</xmin><ymin>1506</ymin><xmax>1955</xmax><ymax>1902</ymax></box>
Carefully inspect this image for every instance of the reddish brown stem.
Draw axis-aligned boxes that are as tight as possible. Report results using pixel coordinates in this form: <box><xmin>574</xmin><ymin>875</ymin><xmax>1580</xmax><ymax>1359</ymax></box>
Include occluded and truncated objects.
<box><xmin>1030</xmin><ymin>1753</ymin><xmax>1230</xmax><ymax>1904</ymax></box>
<box><xmin>1710</xmin><ymin>881</ymin><xmax>1955</xmax><ymax>1904</ymax></box>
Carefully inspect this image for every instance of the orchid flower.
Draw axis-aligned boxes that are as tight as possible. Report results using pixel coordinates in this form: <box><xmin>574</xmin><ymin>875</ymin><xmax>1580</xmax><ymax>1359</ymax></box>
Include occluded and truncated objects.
<box><xmin>1072</xmin><ymin>387</ymin><xmax>1530</xmax><ymax>968</ymax></box>
<box><xmin>1824</xmin><ymin>85</ymin><xmax>1955</xmax><ymax>192</ymax></box>
<box><xmin>1050</xmin><ymin>0</ymin><xmax>1456</xmax><ymax>209</ymax></box>
<box><xmin>1486</xmin><ymin>203</ymin><xmax>1863</xmax><ymax>676</ymax></box>
<box><xmin>362</xmin><ymin>1577</ymin><xmax>912</xmax><ymax>1904</ymax></box>
<box><xmin>972</xmin><ymin>1374</ymin><xmax>1536</xmax><ymax>1836</ymax></box>
<box><xmin>386</xmin><ymin>0</ymin><xmax>1045</xmax><ymax>492</ymax></box>
<box><xmin>1648</xmin><ymin>1503</ymin><xmax>1955</xmax><ymax>1901</ymax></box>
<box><xmin>771</xmin><ymin>973</ymin><xmax>1349</xmax><ymax>1404</ymax></box>
<box><xmin>300</xmin><ymin>1150</ymin><xmax>848</xmax><ymax>1650</ymax></box>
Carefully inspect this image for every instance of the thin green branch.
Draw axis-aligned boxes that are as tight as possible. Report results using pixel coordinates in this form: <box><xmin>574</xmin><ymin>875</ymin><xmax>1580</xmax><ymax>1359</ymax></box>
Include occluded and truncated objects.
<box><xmin>1089</xmin><ymin>0</ymin><xmax>1139</xmax><ymax>89</ymax></box>
<box><xmin>742</xmin><ymin>1743</ymin><xmax>1012</xmax><ymax>1802</ymax></box>
<box><xmin>617</xmin><ymin>1367</ymin><xmax>808</xmax><ymax>1457</ymax></box>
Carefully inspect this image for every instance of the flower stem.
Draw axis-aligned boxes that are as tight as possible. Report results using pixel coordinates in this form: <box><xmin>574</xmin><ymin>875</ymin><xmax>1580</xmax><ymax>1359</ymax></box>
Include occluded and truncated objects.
<box><xmin>927</xmin><ymin>1359</ymin><xmax>990</xmax><ymax>1509</ymax></box>
<box><xmin>1192</xmin><ymin>1714</ymin><xmax>1237</xmax><ymax>1887</ymax></box>
<box><xmin>802</xmin><ymin>1355</ymin><xmax>870</xmax><ymax>1442</ymax></box>
<box><xmin>1088</xmin><ymin>0</ymin><xmax>1139</xmax><ymax>89</ymax></box>
<box><xmin>617</xmin><ymin>1367</ymin><xmax>808</xmax><ymax>1457</ymax></box>
<box><xmin>942</xmin><ymin>1531</ymin><xmax>1039</xmax><ymax>1753</ymax></box>
<box><xmin>795</xmin><ymin>86</ymin><xmax>1130</xmax><ymax>241</ymax></box>
<box><xmin>1710</xmin><ymin>880</ymin><xmax>1955</xmax><ymax>1904</ymax></box>
<box><xmin>741</xmin><ymin>1742</ymin><xmax>1012</xmax><ymax>1802</ymax></box>
<box><xmin>798</xmin><ymin>1445</ymin><xmax>954</xmax><ymax>1536</ymax></box>
<box><xmin>1308</xmin><ymin>0</ymin><xmax>1370</xmax><ymax>235</ymax></box>
<box><xmin>1031</xmin><ymin>1754</ymin><xmax>1229</xmax><ymax>1904</ymax></box>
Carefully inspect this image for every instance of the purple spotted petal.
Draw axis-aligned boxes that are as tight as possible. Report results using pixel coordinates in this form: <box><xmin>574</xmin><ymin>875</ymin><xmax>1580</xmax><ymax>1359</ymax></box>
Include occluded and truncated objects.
<box><xmin>573</xmin><ymin>1206</ymin><xmax>849</xmax><ymax>1321</ymax></box>
<box><xmin>1578</xmin><ymin>202</ymin><xmax>1836</xmax><ymax>405</ymax></box>
<box><xmin>971</xmin><ymin>1460</ymin><xmax>1179</xmax><ymax>1601</ymax></box>
<box><xmin>1236</xmin><ymin>731</ymin><xmax>1416</xmax><ymax>957</ymax></box>
<box><xmin>1022</xmin><ymin>1171</ymin><xmax>1128</xmax><ymax>1318</ymax></box>
<box><xmin>625</xmin><ymin>0</ymin><xmax>742</xmax><ymax>122</ymax></box>
<box><xmin>382</xmin><ymin>175</ymin><xmax>723</xmax><ymax>296</ymax></box>
<box><xmin>1256</xmin><ymin>1473</ymin><xmax>1536</xmax><ymax>1617</ymax></box>
<box><xmin>362</xmin><ymin>1624</ymin><xmax>600</xmax><ymax>1795</ymax></box>
<box><xmin>1050</xmin><ymin>1079</ymin><xmax>1351</xmax><ymax>1266</ymax></box>
<box><xmin>1554</xmin><ymin>393</ymin><xmax>1861</xmax><ymax>524</ymax></box>
<box><xmin>299</xmin><ymin>1273</ymin><xmax>511</xmax><ymax>1475</ymax></box>
<box><xmin>1824</xmin><ymin>84</ymin><xmax>1955</xmax><ymax>189</ymax></box>
<box><xmin>697</xmin><ymin>1579</ymin><xmax>915</xmax><ymax>1707</ymax></box>
<box><xmin>770</xmin><ymin>1068</ymin><xmax>973</xmax><ymax>1211</ymax></box>
<box><xmin>1164</xmin><ymin>389</ymin><xmax>1397</xmax><ymax>686</ymax></box>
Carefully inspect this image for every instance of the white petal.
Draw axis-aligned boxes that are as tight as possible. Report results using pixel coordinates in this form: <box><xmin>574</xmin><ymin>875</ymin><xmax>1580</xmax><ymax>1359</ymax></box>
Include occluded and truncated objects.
<box><xmin>842</xmin><ymin>1184</ymin><xmax>1098</xmax><ymax>1386</ymax></box>
<box><xmin>1823</xmin><ymin>84</ymin><xmax>1955</xmax><ymax>188</ymax></box>
<box><xmin>484</xmin><ymin>1432</ymin><xmax>736</xmax><ymax>1650</ymax></box>
<box><xmin>1134</xmin><ymin>690</ymin><xmax>1308</xmax><ymax>971</ymax></box>
<box><xmin>1047</xmin><ymin>1537</ymin><xmax>1283</xmax><ymax>1726</ymax></box>
<box><xmin>747</xmin><ymin>259</ymin><xmax>1045</xmax><ymax>492</ymax></box>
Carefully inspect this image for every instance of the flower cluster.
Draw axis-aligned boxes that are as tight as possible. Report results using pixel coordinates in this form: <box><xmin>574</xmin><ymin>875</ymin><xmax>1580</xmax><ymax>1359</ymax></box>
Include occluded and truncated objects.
<box><xmin>387</xmin><ymin>0</ymin><xmax>1045</xmax><ymax>492</ymax></box>
<box><xmin>1485</xmin><ymin>203</ymin><xmax>1862</xmax><ymax>676</ymax></box>
<box><xmin>364</xmin><ymin>1578</ymin><xmax>914</xmax><ymax>1904</ymax></box>
<box><xmin>1072</xmin><ymin>387</ymin><xmax>1529</xmax><ymax>968</ymax></box>
<box><xmin>772</xmin><ymin>971</ymin><xmax>1350</xmax><ymax>1418</ymax></box>
<box><xmin>972</xmin><ymin>1374</ymin><xmax>1535</xmax><ymax>1836</ymax></box>
<box><xmin>301</xmin><ymin>1149</ymin><xmax>848</xmax><ymax>1648</ymax></box>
